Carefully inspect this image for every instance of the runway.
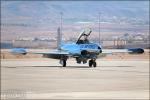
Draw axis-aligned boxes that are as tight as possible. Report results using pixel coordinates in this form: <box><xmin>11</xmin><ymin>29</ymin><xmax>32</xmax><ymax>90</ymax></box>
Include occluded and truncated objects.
<box><xmin>1</xmin><ymin>58</ymin><xmax>149</xmax><ymax>99</ymax></box>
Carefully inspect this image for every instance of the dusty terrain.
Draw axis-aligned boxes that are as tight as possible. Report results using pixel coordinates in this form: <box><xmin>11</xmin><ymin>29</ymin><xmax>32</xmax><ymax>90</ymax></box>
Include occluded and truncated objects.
<box><xmin>1</xmin><ymin>49</ymin><xmax>149</xmax><ymax>99</ymax></box>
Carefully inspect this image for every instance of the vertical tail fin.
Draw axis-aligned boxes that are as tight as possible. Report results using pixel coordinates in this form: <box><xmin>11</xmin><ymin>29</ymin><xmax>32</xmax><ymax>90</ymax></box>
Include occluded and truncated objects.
<box><xmin>57</xmin><ymin>27</ymin><xmax>62</xmax><ymax>50</ymax></box>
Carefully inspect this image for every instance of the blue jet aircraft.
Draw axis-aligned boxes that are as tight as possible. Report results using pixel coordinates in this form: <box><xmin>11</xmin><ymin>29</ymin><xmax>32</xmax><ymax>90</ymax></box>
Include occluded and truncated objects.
<box><xmin>11</xmin><ymin>28</ymin><xmax>144</xmax><ymax>67</ymax></box>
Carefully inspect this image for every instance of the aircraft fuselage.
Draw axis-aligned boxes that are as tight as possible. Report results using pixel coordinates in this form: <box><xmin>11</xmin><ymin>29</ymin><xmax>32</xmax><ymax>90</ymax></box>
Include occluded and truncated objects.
<box><xmin>61</xmin><ymin>43</ymin><xmax>102</xmax><ymax>56</ymax></box>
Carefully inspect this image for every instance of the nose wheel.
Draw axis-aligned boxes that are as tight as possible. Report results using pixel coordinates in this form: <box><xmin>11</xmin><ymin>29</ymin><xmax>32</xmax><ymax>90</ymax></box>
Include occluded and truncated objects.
<box><xmin>89</xmin><ymin>59</ymin><xmax>97</xmax><ymax>67</ymax></box>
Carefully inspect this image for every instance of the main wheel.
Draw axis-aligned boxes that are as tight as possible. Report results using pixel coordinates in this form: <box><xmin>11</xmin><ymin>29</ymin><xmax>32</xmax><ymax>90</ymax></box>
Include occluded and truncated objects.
<box><xmin>62</xmin><ymin>60</ymin><xmax>66</xmax><ymax>67</ymax></box>
<box><xmin>89</xmin><ymin>60</ymin><xmax>93</xmax><ymax>67</ymax></box>
<box><xmin>93</xmin><ymin>61</ymin><xmax>97</xmax><ymax>67</ymax></box>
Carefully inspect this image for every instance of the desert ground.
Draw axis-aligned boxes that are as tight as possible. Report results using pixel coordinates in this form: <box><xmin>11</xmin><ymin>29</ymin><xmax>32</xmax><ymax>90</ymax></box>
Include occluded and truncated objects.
<box><xmin>1</xmin><ymin>49</ymin><xmax>149</xmax><ymax>99</ymax></box>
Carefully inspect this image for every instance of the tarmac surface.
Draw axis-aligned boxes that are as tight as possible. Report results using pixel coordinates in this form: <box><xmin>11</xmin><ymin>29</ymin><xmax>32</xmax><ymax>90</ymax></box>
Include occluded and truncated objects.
<box><xmin>1</xmin><ymin>58</ymin><xmax>149</xmax><ymax>99</ymax></box>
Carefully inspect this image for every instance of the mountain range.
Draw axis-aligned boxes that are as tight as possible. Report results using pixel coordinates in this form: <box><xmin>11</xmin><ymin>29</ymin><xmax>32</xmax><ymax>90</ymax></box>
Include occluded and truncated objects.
<box><xmin>1</xmin><ymin>1</ymin><xmax>149</xmax><ymax>41</ymax></box>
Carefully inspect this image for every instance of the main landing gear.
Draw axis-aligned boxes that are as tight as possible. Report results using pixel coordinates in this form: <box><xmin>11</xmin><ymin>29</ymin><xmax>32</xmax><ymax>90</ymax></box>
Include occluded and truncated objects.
<box><xmin>60</xmin><ymin>57</ymin><xmax>97</xmax><ymax>67</ymax></box>
<box><xmin>60</xmin><ymin>56</ymin><xmax>68</xmax><ymax>67</ymax></box>
<box><xmin>60</xmin><ymin>59</ymin><xmax>67</xmax><ymax>67</ymax></box>
<box><xmin>89</xmin><ymin>59</ymin><xmax>97</xmax><ymax>67</ymax></box>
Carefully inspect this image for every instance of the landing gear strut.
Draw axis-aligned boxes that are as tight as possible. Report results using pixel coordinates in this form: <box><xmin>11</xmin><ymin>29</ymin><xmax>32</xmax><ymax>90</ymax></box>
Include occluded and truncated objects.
<box><xmin>62</xmin><ymin>60</ymin><xmax>66</xmax><ymax>67</ymax></box>
<box><xmin>60</xmin><ymin>59</ymin><xmax>66</xmax><ymax>67</ymax></box>
<box><xmin>89</xmin><ymin>59</ymin><xmax>97</xmax><ymax>67</ymax></box>
<box><xmin>60</xmin><ymin>56</ymin><xmax>68</xmax><ymax>67</ymax></box>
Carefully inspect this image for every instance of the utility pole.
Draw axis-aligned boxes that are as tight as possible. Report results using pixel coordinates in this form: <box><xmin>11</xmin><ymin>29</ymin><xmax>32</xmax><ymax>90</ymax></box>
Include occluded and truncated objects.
<box><xmin>60</xmin><ymin>12</ymin><xmax>63</xmax><ymax>41</ymax></box>
<box><xmin>98</xmin><ymin>12</ymin><xmax>101</xmax><ymax>45</ymax></box>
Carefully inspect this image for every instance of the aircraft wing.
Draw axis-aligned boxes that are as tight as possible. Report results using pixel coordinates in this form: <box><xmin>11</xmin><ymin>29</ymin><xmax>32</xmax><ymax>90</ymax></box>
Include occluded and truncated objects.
<box><xmin>102</xmin><ymin>48</ymin><xmax>144</xmax><ymax>54</ymax></box>
<box><xmin>31</xmin><ymin>50</ymin><xmax>69</xmax><ymax>55</ymax></box>
<box><xmin>10</xmin><ymin>48</ymin><xmax>70</xmax><ymax>59</ymax></box>
<box><xmin>102</xmin><ymin>49</ymin><xmax>131</xmax><ymax>54</ymax></box>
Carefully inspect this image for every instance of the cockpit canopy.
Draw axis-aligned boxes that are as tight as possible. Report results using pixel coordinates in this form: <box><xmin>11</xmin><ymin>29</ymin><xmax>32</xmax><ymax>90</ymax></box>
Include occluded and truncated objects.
<box><xmin>76</xmin><ymin>28</ymin><xmax>92</xmax><ymax>44</ymax></box>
